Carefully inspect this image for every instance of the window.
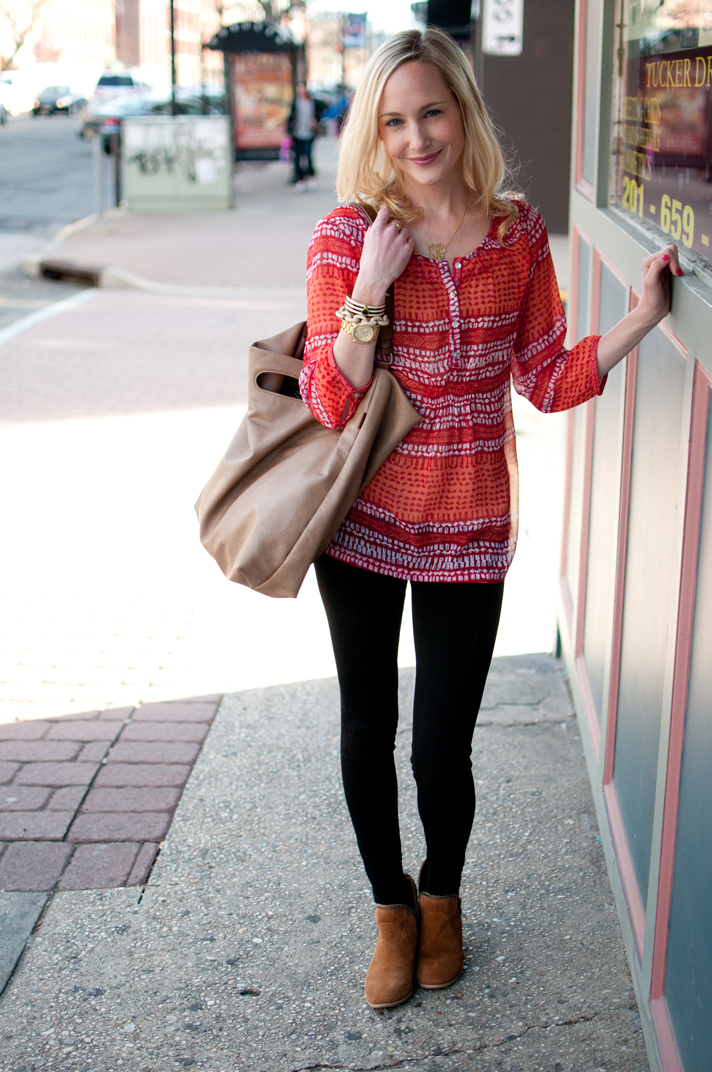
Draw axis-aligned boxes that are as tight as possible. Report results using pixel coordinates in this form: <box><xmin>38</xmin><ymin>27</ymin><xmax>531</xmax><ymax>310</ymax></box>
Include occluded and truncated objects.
<box><xmin>98</xmin><ymin>75</ymin><xmax>134</xmax><ymax>87</ymax></box>
<box><xmin>612</xmin><ymin>0</ymin><xmax>712</xmax><ymax>263</ymax></box>
<box><xmin>579</xmin><ymin>0</ymin><xmax>603</xmax><ymax>192</ymax></box>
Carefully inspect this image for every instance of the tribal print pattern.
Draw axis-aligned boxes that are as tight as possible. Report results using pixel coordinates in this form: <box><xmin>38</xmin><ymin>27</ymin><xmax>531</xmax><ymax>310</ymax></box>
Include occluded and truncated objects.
<box><xmin>300</xmin><ymin>202</ymin><xmax>603</xmax><ymax>583</ymax></box>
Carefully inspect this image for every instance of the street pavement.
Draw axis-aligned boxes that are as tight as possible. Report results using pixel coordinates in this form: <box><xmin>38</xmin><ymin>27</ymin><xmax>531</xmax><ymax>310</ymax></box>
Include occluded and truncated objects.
<box><xmin>0</xmin><ymin>115</ymin><xmax>95</xmax><ymax>232</ymax></box>
<box><xmin>0</xmin><ymin>115</ymin><xmax>108</xmax><ymax>331</ymax></box>
<box><xmin>0</xmin><ymin>137</ymin><xmax>649</xmax><ymax>1069</ymax></box>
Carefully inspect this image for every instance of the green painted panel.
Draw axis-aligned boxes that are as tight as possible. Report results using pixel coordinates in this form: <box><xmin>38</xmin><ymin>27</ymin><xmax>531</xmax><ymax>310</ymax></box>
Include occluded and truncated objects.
<box><xmin>583</xmin><ymin>264</ymin><xmax>627</xmax><ymax>720</ymax></box>
<box><xmin>614</xmin><ymin>326</ymin><xmax>685</xmax><ymax>906</ymax></box>
<box><xmin>665</xmin><ymin>403</ymin><xmax>712</xmax><ymax>1072</ymax></box>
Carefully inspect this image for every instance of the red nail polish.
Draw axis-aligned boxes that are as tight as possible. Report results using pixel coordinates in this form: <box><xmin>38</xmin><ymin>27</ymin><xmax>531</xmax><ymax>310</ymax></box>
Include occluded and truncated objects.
<box><xmin>676</xmin><ymin>269</ymin><xmax>684</xmax><ymax>276</ymax></box>
<box><xmin>662</xmin><ymin>254</ymin><xmax>670</xmax><ymax>262</ymax></box>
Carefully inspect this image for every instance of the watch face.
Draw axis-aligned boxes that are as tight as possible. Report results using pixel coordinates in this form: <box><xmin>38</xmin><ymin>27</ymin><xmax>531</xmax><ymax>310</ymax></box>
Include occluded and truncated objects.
<box><xmin>353</xmin><ymin>323</ymin><xmax>377</xmax><ymax>343</ymax></box>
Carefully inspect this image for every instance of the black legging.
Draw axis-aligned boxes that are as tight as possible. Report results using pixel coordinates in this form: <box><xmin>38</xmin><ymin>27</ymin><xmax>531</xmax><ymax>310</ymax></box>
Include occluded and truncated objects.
<box><xmin>314</xmin><ymin>553</ymin><xmax>504</xmax><ymax>905</ymax></box>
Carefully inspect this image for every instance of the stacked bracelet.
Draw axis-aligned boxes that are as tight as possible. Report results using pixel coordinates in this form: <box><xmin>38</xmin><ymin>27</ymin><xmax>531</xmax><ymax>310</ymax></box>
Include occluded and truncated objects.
<box><xmin>343</xmin><ymin>294</ymin><xmax>387</xmax><ymax>318</ymax></box>
<box><xmin>335</xmin><ymin>294</ymin><xmax>389</xmax><ymax>344</ymax></box>
<box><xmin>336</xmin><ymin>293</ymin><xmax>389</xmax><ymax>327</ymax></box>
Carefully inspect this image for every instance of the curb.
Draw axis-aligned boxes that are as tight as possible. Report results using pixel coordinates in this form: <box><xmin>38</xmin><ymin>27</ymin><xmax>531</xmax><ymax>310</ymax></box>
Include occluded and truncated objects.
<box><xmin>18</xmin><ymin>210</ymin><xmax>125</xmax><ymax>289</ymax></box>
<box><xmin>20</xmin><ymin>251</ymin><xmax>308</xmax><ymax>300</ymax></box>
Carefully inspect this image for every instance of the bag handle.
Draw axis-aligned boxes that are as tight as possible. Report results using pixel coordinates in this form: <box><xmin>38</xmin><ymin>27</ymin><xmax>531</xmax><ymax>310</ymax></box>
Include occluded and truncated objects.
<box><xmin>355</xmin><ymin>203</ymin><xmax>395</xmax><ymax>367</ymax></box>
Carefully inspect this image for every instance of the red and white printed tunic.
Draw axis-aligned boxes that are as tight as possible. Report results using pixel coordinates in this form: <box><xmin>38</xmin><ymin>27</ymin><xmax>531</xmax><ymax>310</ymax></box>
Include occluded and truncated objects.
<box><xmin>300</xmin><ymin>201</ymin><xmax>604</xmax><ymax>583</ymax></box>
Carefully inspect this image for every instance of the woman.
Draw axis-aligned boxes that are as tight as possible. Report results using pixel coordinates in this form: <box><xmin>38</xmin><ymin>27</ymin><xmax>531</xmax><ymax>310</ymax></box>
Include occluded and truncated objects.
<box><xmin>299</xmin><ymin>28</ymin><xmax>680</xmax><ymax>1010</ymax></box>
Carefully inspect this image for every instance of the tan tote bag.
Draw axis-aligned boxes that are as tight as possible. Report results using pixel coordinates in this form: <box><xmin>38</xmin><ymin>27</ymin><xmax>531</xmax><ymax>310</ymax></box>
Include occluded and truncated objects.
<box><xmin>194</xmin><ymin>210</ymin><xmax>420</xmax><ymax>599</ymax></box>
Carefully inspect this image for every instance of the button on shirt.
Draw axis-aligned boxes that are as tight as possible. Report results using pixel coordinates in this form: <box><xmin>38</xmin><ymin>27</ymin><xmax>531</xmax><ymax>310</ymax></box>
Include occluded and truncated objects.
<box><xmin>300</xmin><ymin>202</ymin><xmax>604</xmax><ymax>583</ymax></box>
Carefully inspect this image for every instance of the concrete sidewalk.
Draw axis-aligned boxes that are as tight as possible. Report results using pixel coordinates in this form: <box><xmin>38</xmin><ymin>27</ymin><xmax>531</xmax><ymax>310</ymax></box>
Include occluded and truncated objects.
<box><xmin>0</xmin><ymin>659</ymin><xmax>648</xmax><ymax>1072</ymax></box>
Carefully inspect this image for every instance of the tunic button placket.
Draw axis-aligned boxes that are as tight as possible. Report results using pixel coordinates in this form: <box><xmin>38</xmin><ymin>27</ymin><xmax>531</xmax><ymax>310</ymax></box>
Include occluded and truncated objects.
<box><xmin>450</xmin><ymin>283</ymin><xmax>462</xmax><ymax>363</ymax></box>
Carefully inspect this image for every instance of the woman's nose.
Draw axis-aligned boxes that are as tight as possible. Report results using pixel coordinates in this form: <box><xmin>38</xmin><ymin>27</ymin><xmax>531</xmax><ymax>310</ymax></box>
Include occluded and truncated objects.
<box><xmin>408</xmin><ymin>123</ymin><xmax>430</xmax><ymax>151</ymax></box>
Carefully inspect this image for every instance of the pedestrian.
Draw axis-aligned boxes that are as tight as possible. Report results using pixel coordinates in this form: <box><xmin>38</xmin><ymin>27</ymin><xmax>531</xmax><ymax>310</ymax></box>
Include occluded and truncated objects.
<box><xmin>299</xmin><ymin>27</ymin><xmax>680</xmax><ymax>1010</ymax></box>
<box><xmin>288</xmin><ymin>81</ymin><xmax>317</xmax><ymax>191</ymax></box>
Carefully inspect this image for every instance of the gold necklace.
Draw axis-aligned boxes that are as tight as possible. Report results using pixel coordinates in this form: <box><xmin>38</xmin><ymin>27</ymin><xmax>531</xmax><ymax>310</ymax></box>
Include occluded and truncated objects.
<box><xmin>413</xmin><ymin>193</ymin><xmax>470</xmax><ymax>261</ymax></box>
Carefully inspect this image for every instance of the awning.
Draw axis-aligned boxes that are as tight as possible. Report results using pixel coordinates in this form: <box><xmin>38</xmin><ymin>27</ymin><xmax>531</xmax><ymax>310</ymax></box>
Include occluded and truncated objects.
<box><xmin>206</xmin><ymin>22</ymin><xmax>295</xmax><ymax>54</ymax></box>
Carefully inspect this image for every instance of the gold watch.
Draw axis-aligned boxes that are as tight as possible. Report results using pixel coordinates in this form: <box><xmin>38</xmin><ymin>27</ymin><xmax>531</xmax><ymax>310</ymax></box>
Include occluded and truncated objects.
<box><xmin>341</xmin><ymin>320</ymin><xmax>380</xmax><ymax>344</ymax></box>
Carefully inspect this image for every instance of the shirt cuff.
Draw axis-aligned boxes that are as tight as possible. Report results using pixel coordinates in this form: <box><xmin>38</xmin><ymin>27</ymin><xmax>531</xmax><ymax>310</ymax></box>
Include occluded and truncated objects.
<box><xmin>327</xmin><ymin>344</ymin><xmax>374</xmax><ymax>400</ymax></box>
<box><xmin>591</xmin><ymin>336</ymin><xmax>606</xmax><ymax>395</ymax></box>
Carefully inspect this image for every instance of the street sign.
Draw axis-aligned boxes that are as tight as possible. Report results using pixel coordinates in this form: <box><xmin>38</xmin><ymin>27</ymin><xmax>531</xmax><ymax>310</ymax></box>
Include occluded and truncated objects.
<box><xmin>343</xmin><ymin>13</ymin><xmax>367</xmax><ymax>49</ymax></box>
<box><xmin>482</xmin><ymin>0</ymin><xmax>523</xmax><ymax>56</ymax></box>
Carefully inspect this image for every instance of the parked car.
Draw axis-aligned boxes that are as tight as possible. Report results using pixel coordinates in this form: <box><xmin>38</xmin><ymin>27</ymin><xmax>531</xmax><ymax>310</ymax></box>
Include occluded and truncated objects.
<box><xmin>32</xmin><ymin>86</ymin><xmax>88</xmax><ymax>116</ymax></box>
<box><xmin>79</xmin><ymin>88</ymin><xmax>227</xmax><ymax>149</ymax></box>
<box><xmin>0</xmin><ymin>76</ymin><xmax>26</xmax><ymax>116</ymax></box>
<box><xmin>92</xmin><ymin>70</ymin><xmax>152</xmax><ymax>108</ymax></box>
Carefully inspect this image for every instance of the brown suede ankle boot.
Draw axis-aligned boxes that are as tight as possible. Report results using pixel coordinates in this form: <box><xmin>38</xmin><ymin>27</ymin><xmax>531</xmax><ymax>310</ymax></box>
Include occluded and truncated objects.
<box><xmin>364</xmin><ymin>876</ymin><xmax>418</xmax><ymax>1009</ymax></box>
<box><xmin>417</xmin><ymin>890</ymin><xmax>464</xmax><ymax>989</ymax></box>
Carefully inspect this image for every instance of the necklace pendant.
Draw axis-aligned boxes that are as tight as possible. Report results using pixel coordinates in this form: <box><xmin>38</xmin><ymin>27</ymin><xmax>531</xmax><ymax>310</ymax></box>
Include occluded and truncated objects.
<box><xmin>427</xmin><ymin>242</ymin><xmax>447</xmax><ymax>261</ymax></box>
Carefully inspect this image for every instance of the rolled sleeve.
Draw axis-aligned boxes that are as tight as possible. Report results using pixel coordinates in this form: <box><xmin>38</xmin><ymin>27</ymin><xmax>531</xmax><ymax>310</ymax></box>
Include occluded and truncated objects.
<box><xmin>512</xmin><ymin>204</ymin><xmax>606</xmax><ymax>413</ymax></box>
<box><xmin>300</xmin><ymin>207</ymin><xmax>373</xmax><ymax>430</ymax></box>
<box><xmin>299</xmin><ymin>339</ymin><xmax>373</xmax><ymax>429</ymax></box>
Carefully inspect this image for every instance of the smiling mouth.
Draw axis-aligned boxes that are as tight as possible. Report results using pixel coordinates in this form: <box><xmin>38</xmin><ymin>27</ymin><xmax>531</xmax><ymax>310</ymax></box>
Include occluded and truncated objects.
<box><xmin>408</xmin><ymin>149</ymin><xmax>442</xmax><ymax>166</ymax></box>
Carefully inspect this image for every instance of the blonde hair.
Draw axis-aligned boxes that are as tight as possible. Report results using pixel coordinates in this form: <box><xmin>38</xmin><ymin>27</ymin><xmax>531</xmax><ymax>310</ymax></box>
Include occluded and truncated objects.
<box><xmin>337</xmin><ymin>27</ymin><xmax>519</xmax><ymax>241</ymax></box>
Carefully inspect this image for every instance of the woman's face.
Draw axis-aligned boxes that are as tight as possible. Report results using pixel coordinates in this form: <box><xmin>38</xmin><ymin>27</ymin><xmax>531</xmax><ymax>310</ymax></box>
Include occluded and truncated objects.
<box><xmin>378</xmin><ymin>60</ymin><xmax>465</xmax><ymax>190</ymax></box>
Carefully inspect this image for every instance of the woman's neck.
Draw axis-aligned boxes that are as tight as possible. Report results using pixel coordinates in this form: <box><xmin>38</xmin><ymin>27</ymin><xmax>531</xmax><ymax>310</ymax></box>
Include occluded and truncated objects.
<box><xmin>404</xmin><ymin>173</ymin><xmax>472</xmax><ymax>224</ymax></box>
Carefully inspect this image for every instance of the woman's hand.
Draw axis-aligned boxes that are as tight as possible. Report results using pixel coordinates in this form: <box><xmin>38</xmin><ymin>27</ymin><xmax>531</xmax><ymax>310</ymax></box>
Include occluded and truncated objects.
<box><xmin>637</xmin><ymin>243</ymin><xmax>682</xmax><ymax>326</ymax></box>
<box><xmin>352</xmin><ymin>207</ymin><xmax>414</xmax><ymax>307</ymax></box>
<box><xmin>596</xmin><ymin>243</ymin><xmax>683</xmax><ymax>380</ymax></box>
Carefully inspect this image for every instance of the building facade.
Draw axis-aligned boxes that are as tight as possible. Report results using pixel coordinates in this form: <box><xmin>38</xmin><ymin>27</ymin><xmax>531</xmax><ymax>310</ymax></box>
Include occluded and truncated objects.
<box><xmin>0</xmin><ymin>0</ymin><xmax>258</xmax><ymax>94</ymax></box>
<box><xmin>305</xmin><ymin>11</ymin><xmax>372</xmax><ymax>90</ymax></box>
<box><xmin>478</xmin><ymin>0</ymin><xmax>576</xmax><ymax>235</ymax></box>
<box><xmin>562</xmin><ymin>2</ymin><xmax>712</xmax><ymax>1070</ymax></box>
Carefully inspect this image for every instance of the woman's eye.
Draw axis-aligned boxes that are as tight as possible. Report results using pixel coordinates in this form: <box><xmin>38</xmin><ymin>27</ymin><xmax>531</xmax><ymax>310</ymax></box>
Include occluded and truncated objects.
<box><xmin>386</xmin><ymin>118</ymin><xmax>403</xmax><ymax>127</ymax></box>
<box><xmin>425</xmin><ymin>109</ymin><xmax>441</xmax><ymax>118</ymax></box>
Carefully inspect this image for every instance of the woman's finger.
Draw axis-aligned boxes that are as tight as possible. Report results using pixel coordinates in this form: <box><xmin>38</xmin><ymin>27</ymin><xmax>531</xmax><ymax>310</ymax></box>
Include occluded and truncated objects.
<box><xmin>663</xmin><ymin>244</ymin><xmax>683</xmax><ymax>276</ymax></box>
<box><xmin>642</xmin><ymin>255</ymin><xmax>670</xmax><ymax>288</ymax></box>
<box><xmin>642</xmin><ymin>244</ymin><xmax>682</xmax><ymax>277</ymax></box>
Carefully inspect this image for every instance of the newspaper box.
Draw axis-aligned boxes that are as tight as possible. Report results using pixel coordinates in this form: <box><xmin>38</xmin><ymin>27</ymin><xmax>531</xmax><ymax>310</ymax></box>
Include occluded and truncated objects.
<box><xmin>122</xmin><ymin>115</ymin><xmax>233</xmax><ymax>210</ymax></box>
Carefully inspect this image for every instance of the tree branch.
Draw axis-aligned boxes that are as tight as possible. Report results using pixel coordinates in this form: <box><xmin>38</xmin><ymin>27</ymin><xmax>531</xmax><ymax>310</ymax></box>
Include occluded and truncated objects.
<box><xmin>0</xmin><ymin>0</ymin><xmax>49</xmax><ymax>71</ymax></box>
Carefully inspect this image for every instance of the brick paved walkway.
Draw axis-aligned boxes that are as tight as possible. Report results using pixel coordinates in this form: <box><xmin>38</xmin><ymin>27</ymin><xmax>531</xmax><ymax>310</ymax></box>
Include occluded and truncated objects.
<box><xmin>0</xmin><ymin>697</ymin><xmax>218</xmax><ymax>891</ymax></box>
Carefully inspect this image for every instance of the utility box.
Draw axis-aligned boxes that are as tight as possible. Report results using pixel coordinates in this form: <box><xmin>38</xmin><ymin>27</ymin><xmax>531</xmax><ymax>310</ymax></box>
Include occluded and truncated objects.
<box><xmin>122</xmin><ymin>115</ymin><xmax>233</xmax><ymax>211</ymax></box>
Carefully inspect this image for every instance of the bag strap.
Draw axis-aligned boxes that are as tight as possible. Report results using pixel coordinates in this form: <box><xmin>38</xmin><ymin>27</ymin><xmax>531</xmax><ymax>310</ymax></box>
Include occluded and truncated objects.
<box><xmin>355</xmin><ymin>203</ymin><xmax>394</xmax><ymax>367</ymax></box>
